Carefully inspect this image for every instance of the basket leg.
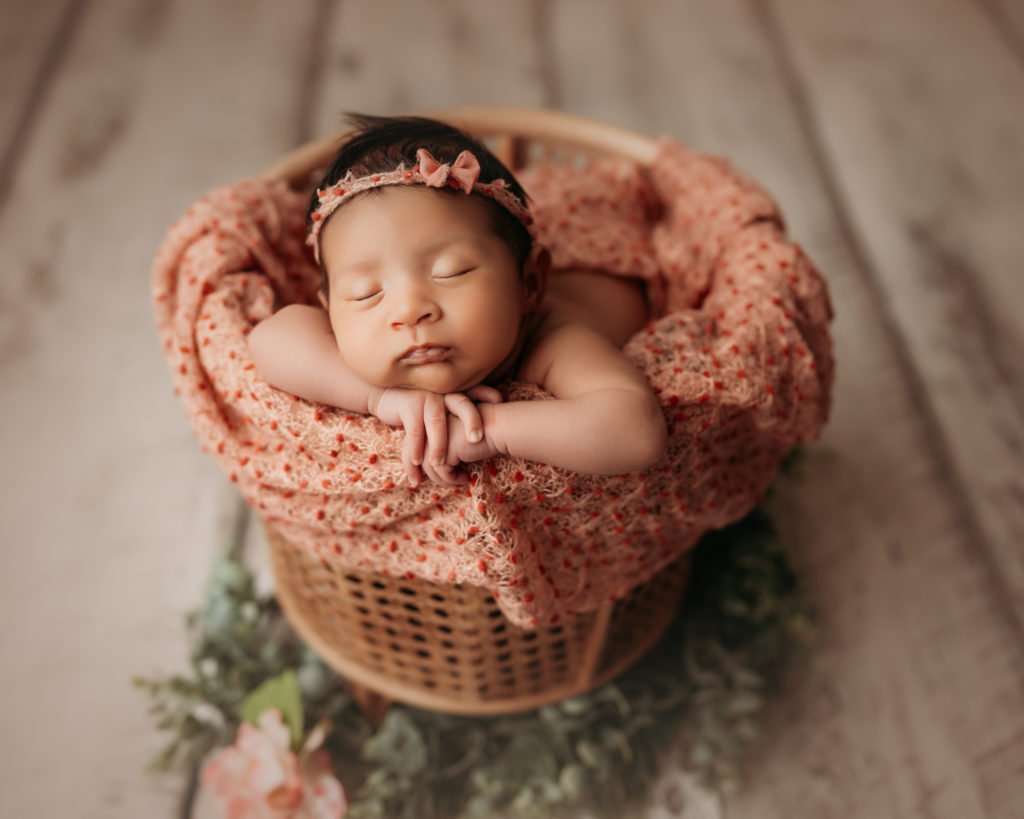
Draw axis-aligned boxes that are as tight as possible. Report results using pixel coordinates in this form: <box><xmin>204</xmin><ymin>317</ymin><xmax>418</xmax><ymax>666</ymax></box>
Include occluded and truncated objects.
<box><xmin>347</xmin><ymin>678</ymin><xmax>392</xmax><ymax>726</ymax></box>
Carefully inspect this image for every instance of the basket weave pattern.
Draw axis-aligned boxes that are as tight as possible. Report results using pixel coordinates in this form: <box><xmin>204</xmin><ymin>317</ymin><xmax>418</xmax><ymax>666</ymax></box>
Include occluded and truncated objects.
<box><xmin>269</xmin><ymin>523</ymin><xmax>690</xmax><ymax>714</ymax></box>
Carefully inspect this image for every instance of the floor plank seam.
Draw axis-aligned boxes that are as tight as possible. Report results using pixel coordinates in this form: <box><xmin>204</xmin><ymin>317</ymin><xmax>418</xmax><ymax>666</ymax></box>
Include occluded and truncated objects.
<box><xmin>974</xmin><ymin>0</ymin><xmax>1024</xmax><ymax>72</ymax></box>
<box><xmin>531</xmin><ymin>0</ymin><xmax>562</xmax><ymax>109</ymax></box>
<box><xmin>0</xmin><ymin>0</ymin><xmax>90</xmax><ymax>218</ymax></box>
<box><xmin>295</xmin><ymin>0</ymin><xmax>337</xmax><ymax>147</ymax></box>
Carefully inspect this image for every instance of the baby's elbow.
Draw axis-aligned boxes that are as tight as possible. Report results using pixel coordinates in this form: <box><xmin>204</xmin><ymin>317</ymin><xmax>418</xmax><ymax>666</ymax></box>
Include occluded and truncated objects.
<box><xmin>633</xmin><ymin>397</ymin><xmax>669</xmax><ymax>471</ymax></box>
<box><xmin>246</xmin><ymin>320</ymin><xmax>278</xmax><ymax>383</ymax></box>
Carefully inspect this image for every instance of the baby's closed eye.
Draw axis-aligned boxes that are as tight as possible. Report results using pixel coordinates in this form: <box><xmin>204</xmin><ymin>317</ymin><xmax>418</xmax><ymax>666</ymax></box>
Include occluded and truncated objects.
<box><xmin>347</xmin><ymin>267</ymin><xmax>477</xmax><ymax>302</ymax></box>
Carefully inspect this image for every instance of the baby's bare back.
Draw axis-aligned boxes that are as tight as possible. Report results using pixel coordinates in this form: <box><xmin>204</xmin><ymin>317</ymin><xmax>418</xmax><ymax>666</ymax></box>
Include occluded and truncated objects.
<box><xmin>540</xmin><ymin>268</ymin><xmax>651</xmax><ymax>349</ymax></box>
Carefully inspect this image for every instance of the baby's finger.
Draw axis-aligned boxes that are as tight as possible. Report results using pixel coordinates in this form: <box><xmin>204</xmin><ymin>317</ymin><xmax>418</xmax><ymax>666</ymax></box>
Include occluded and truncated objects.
<box><xmin>401</xmin><ymin>433</ymin><xmax>423</xmax><ymax>488</ymax></box>
<box><xmin>399</xmin><ymin>403</ymin><xmax>427</xmax><ymax>468</ymax></box>
<box><xmin>421</xmin><ymin>457</ymin><xmax>463</xmax><ymax>487</ymax></box>
<box><xmin>424</xmin><ymin>392</ymin><xmax>448</xmax><ymax>468</ymax></box>
<box><xmin>443</xmin><ymin>393</ymin><xmax>483</xmax><ymax>443</ymax></box>
<box><xmin>466</xmin><ymin>385</ymin><xmax>503</xmax><ymax>404</ymax></box>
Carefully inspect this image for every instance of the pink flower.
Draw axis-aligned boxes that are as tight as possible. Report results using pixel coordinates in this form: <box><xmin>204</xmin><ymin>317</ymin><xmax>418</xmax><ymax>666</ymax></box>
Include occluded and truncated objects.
<box><xmin>201</xmin><ymin>709</ymin><xmax>347</xmax><ymax>819</ymax></box>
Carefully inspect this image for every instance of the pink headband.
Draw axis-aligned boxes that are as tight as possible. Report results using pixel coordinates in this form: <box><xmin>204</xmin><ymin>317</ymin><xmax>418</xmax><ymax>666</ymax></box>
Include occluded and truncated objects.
<box><xmin>306</xmin><ymin>147</ymin><xmax>535</xmax><ymax>265</ymax></box>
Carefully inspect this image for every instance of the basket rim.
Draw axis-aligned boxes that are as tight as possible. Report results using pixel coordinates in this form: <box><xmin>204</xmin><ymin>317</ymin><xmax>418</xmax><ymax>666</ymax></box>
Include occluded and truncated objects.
<box><xmin>258</xmin><ymin>105</ymin><xmax>659</xmax><ymax>189</ymax></box>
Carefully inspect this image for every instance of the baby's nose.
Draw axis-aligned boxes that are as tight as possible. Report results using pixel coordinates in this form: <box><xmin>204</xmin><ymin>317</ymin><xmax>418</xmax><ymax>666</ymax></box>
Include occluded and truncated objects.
<box><xmin>390</xmin><ymin>294</ymin><xmax>440</xmax><ymax>329</ymax></box>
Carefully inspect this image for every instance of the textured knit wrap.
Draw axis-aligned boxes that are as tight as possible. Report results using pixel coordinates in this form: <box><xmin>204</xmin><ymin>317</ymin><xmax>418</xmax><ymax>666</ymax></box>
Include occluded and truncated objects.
<box><xmin>151</xmin><ymin>137</ymin><xmax>835</xmax><ymax>628</ymax></box>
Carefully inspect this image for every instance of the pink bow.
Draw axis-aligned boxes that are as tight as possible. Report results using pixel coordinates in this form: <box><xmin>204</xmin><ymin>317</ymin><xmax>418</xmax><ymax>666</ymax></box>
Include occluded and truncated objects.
<box><xmin>416</xmin><ymin>148</ymin><xmax>480</xmax><ymax>193</ymax></box>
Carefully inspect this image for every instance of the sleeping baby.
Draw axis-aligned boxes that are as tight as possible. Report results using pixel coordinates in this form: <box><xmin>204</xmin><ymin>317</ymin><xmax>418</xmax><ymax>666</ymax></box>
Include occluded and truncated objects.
<box><xmin>247</xmin><ymin>112</ymin><xmax>666</xmax><ymax>489</ymax></box>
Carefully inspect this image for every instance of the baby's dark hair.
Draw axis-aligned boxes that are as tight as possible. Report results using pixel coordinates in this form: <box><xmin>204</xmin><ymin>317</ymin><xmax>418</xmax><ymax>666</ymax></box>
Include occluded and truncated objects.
<box><xmin>307</xmin><ymin>112</ymin><xmax>534</xmax><ymax>299</ymax></box>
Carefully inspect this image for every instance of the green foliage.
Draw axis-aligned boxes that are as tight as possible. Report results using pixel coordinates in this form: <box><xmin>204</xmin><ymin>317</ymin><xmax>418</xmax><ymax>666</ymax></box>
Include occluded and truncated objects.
<box><xmin>241</xmin><ymin>671</ymin><xmax>304</xmax><ymax>748</ymax></box>
<box><xmin>135</xmin><ymin>501</ymin><xmax>812</xmax><ymax>818</ymax></box>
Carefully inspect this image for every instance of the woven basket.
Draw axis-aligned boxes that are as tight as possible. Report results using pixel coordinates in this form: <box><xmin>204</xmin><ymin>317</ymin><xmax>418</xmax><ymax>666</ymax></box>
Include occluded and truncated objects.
<box><xmin>259</xmin><ymin>107</ymin><xmax>690</xmax><ymax>716</ymax></box>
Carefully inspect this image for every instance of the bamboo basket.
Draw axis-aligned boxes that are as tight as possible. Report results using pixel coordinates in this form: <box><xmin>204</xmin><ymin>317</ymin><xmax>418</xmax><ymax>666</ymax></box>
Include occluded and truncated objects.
<box><xmin>259</xmin><ymin>106</ymin><xmax>689</xmax><ymax>717</ymax></box>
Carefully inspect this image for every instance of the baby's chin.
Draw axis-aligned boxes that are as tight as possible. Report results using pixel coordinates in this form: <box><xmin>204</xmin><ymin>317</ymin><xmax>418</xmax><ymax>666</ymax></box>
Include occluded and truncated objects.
<box><xmin>393</xmin><ymin>362</ymin><xmax>482</xmax><ymax>395</ymax></box>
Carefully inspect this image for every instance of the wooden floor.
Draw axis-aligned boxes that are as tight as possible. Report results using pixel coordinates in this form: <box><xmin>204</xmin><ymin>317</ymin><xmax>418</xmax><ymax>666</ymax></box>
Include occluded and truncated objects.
<box><xmin>2</xmin><ymin>1</ymin><xmax>1022</xmax><ymax>817</ymax></box>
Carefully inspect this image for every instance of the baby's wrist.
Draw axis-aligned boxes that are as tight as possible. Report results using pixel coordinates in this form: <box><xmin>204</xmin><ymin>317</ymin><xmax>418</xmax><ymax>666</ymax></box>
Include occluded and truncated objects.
<box><xmin>366</xmin><ymin>385</ymin><xmax>386</xmax><ymax>417</ymax></box>
<box><xmin>478</xmin><ymin>402</ymin><xmax>507</xmax><ymax>456</ymax></box>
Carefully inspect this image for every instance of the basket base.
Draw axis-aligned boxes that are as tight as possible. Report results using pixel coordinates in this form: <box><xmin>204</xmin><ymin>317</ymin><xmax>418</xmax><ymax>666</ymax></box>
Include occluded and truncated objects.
<box><xmin>267</xmin><ymin>523</ymin><xmax>691</xmax><ymax>716</ymax></box>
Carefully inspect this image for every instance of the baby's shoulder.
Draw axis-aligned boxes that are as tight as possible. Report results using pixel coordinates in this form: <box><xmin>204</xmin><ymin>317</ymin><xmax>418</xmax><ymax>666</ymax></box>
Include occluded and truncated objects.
<box><xmin>517</xmin><ymin>303</ymin><xmax>650</xmax><ymax>399</ymax></box>
<box><xmin>516</xmin><ymin>305</ymin><xmax>601</xmax><ymax>388</ymax></box>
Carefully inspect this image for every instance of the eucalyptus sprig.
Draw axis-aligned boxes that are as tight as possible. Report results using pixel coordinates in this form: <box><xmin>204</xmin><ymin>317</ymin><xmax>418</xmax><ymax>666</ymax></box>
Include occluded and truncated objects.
<box><xmin>135</xmin><ymin>487</ymin><xmax>811</xmax><ymax>819</ymax></box>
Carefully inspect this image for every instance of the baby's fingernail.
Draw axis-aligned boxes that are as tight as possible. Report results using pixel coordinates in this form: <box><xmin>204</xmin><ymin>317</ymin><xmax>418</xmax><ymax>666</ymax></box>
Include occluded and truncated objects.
<box><xmin>469</xmin><ymin>430</ymin><xmax>481</xmax><ymax>442</ymax></box>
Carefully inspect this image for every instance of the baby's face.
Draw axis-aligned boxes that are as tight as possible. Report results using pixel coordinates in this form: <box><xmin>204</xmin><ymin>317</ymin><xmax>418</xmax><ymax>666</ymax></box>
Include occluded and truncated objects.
<box><xmin>317</xmin><ymin>185</ymin><xmax>533</xmax><ymax>395</ymax></box>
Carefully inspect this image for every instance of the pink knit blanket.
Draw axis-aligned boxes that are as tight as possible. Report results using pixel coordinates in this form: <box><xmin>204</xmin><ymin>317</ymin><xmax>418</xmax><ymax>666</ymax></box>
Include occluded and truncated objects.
<box><xmin>151</xmin><ymin>137</ymin><xmax>834</xmax><ymax>629</ymax></box>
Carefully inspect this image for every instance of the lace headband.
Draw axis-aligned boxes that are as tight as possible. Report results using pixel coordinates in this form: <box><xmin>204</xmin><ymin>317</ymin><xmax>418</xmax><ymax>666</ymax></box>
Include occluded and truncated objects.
<box><xmin>306</xmin><ymin>147</ymin><xmax>536</xmax><ymax>265</ymax></box>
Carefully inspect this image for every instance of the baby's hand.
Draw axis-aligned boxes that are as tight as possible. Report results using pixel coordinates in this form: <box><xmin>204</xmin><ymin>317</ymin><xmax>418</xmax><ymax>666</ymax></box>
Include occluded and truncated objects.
<box><xmin>443</xmin><ymin>406</ymin><xmax>504</xmax><ymax>471</ymax></box>
<box><xmin>370</xmin><ymin>385</ymin><xmax>503</xmax><ymax>488</ymax></box>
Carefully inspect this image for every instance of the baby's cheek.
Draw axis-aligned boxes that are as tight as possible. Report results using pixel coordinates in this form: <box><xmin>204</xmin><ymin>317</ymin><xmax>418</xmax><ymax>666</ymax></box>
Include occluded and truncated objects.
<box><xmin>335</xmin><ymin>330</ymin><xmax>390</xmax><ymax>386</ymax></box>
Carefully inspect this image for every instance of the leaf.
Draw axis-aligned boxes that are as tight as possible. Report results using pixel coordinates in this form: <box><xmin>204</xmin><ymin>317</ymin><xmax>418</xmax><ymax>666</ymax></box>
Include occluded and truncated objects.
<box><xmin>240</xmin><ymin>670</ymin><xmax>303</xmax><ymax>749</ymax></box>
<box><xmin>363</xmin><ymin>768</ymin><xmax>399</xmax><ymax>796</ymax></box>
<box><xmin>490</xmin><ymin>733</ymin><xmax>559</xmax><ymax>786</ymax></box>
<box><xmin>346</xmin><ymin>799</ymin><xmax>386</xmax><ymax>819</ymax></box>
<box><xmin>560</xmin><ymin>695</ymin><xmax>591</xmax><ymax>715</ymax></box>
<box><xmin>576</xmin><ymin>738</ymin><xmax>611</xmax><ymax>771</ymax></box>
<box><xmin>600</xmin><ymin>727</ymin><xmax>633</xmax><ymax>763</ymax></box>
<box><xmin>211</xmin><ymin>558</ymin><xmax>250</xmax><ymax>594</ymax></box>
<box><xmin>596</xmin><ymin>684</ymin><xmax>631</xmax><ymax>718</ymax></box>
<box><xmin>731</xmin><ymin>668</ymin><xmax>765</xmax><ymax>689</ymax></box>
<box><xmin>726</xmin><ymin>692</ymin><xmax>764</xmax><ymax>717</ymax></box>
<box><xmin>559</xmin><ymin>763</ymin><xmax>587</xmax><ymax>800</ymax></box>
<box><xmin>511</xmin><ymin>785</ymin><xmax>539</xmax><ymax>812</ymax></box>
<box><xmin>689</xmin><ymin>740</ymin><xmax>714</xmax><ymax>768</ymax></box>
<box><xmin>463</xmin><ymin>794</ymin><xmax>499</xmax><ymax>817</ymax></box>
<box><xmin>362</xmin><ymin>710</ymin><xmax>428</xmax><ymax>777</ymax></box>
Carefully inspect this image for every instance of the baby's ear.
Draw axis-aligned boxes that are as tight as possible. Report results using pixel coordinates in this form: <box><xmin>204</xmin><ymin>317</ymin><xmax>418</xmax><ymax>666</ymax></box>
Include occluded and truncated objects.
<box><xmin>522</xmin><ymin>245</ymin><xmax>550</xmax><ymax>309</ymax></box>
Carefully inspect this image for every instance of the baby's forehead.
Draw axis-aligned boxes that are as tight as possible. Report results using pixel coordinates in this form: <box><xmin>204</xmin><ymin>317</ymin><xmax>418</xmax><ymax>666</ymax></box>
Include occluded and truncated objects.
<box><xmin>321</xmin><ymin>187</ymin><xmax>497</xmax><ymax>270</ymax></box>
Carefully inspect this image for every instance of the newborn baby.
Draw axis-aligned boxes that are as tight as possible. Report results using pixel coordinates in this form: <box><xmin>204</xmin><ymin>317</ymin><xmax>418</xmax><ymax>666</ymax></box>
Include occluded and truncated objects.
<box><xmin>248</xmin><ymin>113</ymin><xmax>666</xmax><ymax>488</ymax></box>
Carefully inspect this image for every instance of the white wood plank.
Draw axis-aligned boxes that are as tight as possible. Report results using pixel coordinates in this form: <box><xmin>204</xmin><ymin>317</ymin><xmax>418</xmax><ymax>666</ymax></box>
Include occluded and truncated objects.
<box><xmin>0</xmin><ymin>0</ymin><xmax>320</xmax><ymax>816</ymax></box>
<box><xmin>770</xmin><ymin>0</ymin><xmax>1024</xmax><ymax>635</ymax></box>
<box><xmin>311</xmin><ymin>0</ymin><xmax>546</xmax><ymax>132</ymax></box>
<box><xmin>546</xmin><ymin>1</ymin><xmax>1024</xmax><ymax>817</ymax></box>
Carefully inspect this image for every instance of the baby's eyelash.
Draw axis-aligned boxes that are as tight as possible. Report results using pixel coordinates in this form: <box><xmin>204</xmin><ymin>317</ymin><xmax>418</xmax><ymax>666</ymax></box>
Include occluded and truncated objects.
<box><xmin>350</xmin><ymin>268</ymin><xmax>476</xmax><ymax>301</ymax></box>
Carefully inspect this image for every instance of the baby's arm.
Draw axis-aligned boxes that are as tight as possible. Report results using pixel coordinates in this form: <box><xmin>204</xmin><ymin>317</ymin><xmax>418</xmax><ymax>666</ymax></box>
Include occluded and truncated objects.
<box><xmin>247</xmin><ymin>304</ymin><xmax>384</xmax><ymax>413</ymax></box>
<box><xmin>469</xmin><ymin>321</ymin><xmax>667</xmax><ymax>475</ymax></box>
<box><xmin>247</xmin><ymin>304</ymin><xmax>499</xmax><ymax>487</ymax></box>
